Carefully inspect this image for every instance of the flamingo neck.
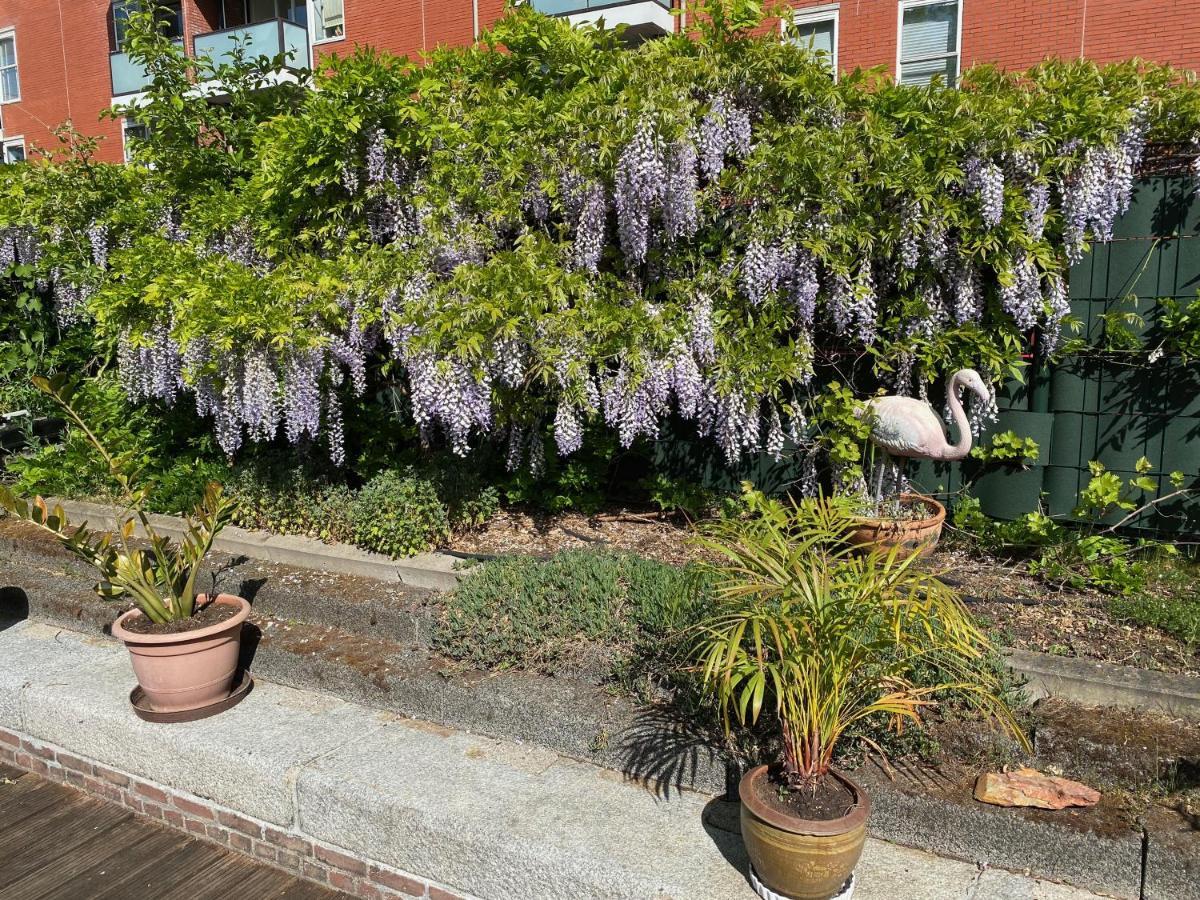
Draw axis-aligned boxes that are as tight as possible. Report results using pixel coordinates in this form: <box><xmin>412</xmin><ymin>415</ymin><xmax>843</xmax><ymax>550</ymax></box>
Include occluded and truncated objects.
<box><xmin>942</xmin><ymin>375</ymin><xmax>973</xmax><ymax>461</ymax></box>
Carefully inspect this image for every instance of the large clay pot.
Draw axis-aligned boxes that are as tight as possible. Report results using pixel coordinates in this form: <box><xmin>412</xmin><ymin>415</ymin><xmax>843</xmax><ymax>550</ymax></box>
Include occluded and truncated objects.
<box><xmin>846</xmin><ymin>493</ymin><xmax>945</xmax><ymax>557</ymax></box>
<box><xmin>111</xmin><ymin>594</ymin><xmax>249</xmax><ymax>713</ymax></box>
<box><xmin>740</xmin><ymin>766</ymin><xmax>870</xmax><ymax>900</ymax></box>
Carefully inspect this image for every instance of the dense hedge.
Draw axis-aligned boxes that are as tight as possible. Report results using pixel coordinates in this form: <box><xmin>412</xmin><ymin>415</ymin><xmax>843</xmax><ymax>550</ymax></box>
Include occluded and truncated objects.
<box><xmin>3</xmin><ymin>1</ymin><xmax>1200</xmax><ymax>490</ymax></box>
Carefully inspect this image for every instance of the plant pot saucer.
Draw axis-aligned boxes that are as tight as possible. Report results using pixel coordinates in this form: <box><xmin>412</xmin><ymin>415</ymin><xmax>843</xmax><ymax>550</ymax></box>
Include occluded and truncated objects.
<box><xmin>749</xmin><ymin>868</ymin><xmax>854</xmax><ymax>900</ymax></box>
<box><xmin>129</xmin><ymin>670</ymin><xmax>254</xmax><ymax>723</ymax></box>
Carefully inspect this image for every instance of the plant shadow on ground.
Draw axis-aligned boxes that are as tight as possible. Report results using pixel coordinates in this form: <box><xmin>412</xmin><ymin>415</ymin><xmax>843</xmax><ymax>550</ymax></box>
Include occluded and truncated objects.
<box><xmin>615</xmin><ymin>706</ymin><xmax>727</xmax><ymax>799</ymax></box>
<box><xmin>0</xmin><ymin>585</ymin><xmax>28</xmax><ymax>631</ymax></box>
<box><xmin>700</xmin><ymin>796</ymin><xmax>754</xmax><ymax>891</ymax></box>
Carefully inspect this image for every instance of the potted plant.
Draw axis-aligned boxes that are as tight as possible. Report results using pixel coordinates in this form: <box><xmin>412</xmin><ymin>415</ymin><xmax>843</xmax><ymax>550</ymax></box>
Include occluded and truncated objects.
<box><xmin>692</xmin><ymin>492</ymin><xmax>1025</xmax><ymax>900</ymax></box>
<box><xmin>846</xmin><ymin>368</ymin><xmax>994</xmax><ymax>556</ymax></box>
<box><xmin>0</xmin><ymin>375</ymin><xmax>246</xmax><ymax>715</ymax></box>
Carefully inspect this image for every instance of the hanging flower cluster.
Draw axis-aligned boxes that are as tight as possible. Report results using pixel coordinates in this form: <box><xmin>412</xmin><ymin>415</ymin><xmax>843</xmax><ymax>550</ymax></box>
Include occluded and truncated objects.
<box><xmin>5</xmin><ymin>5</ymin><xmax>1199</xmax><ymax>480</ymax></box>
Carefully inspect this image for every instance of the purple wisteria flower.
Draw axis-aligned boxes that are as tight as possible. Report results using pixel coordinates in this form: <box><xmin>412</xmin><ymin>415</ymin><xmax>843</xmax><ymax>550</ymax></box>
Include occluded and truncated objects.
<box><xmin>999</xmin><ymin>256</ymin><xmax>1042</xmax><ymax>332</ymax></box>
<box><xmin>662</xmin><ymin>139</ymin><xmax>699</xmax><ymax>243</ymax></box>
<box><xmin>965</xmin><ymin>156</ymin><xmax>1005</xmax><ymax>228</ymax></box>
<box><xmin>572</xmin><ymin>182</ymin><xmax>607</xmax><ymax>273</ymax></box>
<box><xmin>614</xmin><ymin>118</ymin><xmax>666</xmax><ymax>264</ymax></box>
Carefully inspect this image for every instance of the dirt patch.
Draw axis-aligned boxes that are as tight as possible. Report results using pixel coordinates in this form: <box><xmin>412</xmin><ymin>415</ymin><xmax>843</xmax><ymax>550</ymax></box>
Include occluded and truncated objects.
<box><xmin>121</xmin><ymin>601</ymin><xmax>240</xmax><ymax>635</ymax></box>
<box><xmin>755</xmin><ymin>771</ymin><xmax>859</xmax><ymax>822</ymax></box>
<box><xmin>450</xmin><ymin>511</ymin><xmax>1200</xmax><ymax>676</ymax></box>
<box><xmin>448</xmin><ymin>509</ymin><xmax>711</xmax><ymax>566</ymax></box>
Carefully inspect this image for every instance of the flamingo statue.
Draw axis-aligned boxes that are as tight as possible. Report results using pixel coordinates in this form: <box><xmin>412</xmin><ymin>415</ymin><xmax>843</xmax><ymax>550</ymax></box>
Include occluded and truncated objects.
<box><xmin>863</xmin><ymin>368</ymin><xmax>991</xmax><ymax>501</ymax></box>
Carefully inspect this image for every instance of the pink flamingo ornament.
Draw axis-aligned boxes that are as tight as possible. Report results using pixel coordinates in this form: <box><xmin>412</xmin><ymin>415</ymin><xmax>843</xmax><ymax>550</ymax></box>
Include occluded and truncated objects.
<box><xmin>863</xmin><ymin>368</ymin><xmax>991</xmax><ymax>501</ymax></box>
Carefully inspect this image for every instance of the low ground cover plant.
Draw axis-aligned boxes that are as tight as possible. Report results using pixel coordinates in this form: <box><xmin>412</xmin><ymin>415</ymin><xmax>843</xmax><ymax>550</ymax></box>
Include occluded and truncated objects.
<box><xmin>435</xmin><ymin>549</ymin><xmax>709</xmax><ymax>679</ymax></box>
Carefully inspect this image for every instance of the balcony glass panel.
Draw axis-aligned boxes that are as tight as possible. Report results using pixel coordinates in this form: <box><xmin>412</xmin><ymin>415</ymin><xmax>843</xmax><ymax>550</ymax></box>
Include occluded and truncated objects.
<box><xmin>110</xmin><ymin>40</ymin><xmax>183</xmax><ymax>96</ymax></box>
<box><xmin>194</xmin><ymin>19</ymin><xmax>309</xmax><ymax>69</ymax></box>
<box><xmin>531</xmin><ymin>0</ymin><xmax>671</xmax><ymax>13</ymax></box>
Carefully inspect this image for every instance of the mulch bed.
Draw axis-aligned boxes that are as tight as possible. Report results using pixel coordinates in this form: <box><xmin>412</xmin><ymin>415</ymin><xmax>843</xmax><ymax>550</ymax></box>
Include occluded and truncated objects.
<box><xmin>449</xmin><ymin>509</ymin><xmax>1200</xmax><ymax>677</ymax></box>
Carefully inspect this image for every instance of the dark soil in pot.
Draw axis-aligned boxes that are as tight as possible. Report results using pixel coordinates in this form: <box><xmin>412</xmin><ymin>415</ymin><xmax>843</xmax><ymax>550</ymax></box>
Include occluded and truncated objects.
<box><xmin>120</xmin><ymin>602</ymin><xmax>242</xmax><ymax>636</ymax></box>
<box><xmin>756</xmin><ymin>773</ymin><xmax>859</xmax><ymax>822</ymax></box>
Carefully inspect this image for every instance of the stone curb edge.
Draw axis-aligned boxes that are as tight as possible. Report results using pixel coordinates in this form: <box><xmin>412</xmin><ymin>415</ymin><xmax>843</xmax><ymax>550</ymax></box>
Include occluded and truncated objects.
<box><xmin>49</xmin><ymin>498</ymin><xmax>481</xmax><ymax>592</ymax></box>
<box><xmin>1005</xmin><ymin>647</ymin><xmax>1200</xmax><ymax>721</ymax></box>
<box><xmin>0</xmin><ymin>725</ymin><xmax>473</xmax><ymax>900</ymax></box>
<box><xmin>35</xmin><ymin>499</ymin><xmax>1200</xmax><ymax>721</ymax></box>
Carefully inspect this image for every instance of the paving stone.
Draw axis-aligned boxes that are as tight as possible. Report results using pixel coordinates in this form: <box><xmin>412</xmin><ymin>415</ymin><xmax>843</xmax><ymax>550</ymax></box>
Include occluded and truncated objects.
<box><xmin>11</xmin><ymin>623</ymin><xmax>387</xmax><ymax>826</ymax></box>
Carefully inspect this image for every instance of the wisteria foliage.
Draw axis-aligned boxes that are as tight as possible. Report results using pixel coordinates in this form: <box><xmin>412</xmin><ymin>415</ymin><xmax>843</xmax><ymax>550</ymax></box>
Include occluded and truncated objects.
<box><xmin>3</xmin><ymin>4</ymin><xmax>1200</xmax><ymax>485</ymax></box>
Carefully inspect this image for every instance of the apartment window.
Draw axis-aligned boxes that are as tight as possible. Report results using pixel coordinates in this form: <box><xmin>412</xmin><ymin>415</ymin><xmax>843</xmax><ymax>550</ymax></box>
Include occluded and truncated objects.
<box><xmin>311</xmin><ymin>0</ymin><xmax>344</xmax><ymax>42</ymax></box>
<box><xmin>113</xmin><ymin>1</ymin><xmax>184</xmax><ymax>48</ymax></box>
<box><xmin>897</xmin><ymin>0</ymin><xmax>961</xmax><ymax>87</ymax></box>
<box><xmin>122</xmin><ymin>119</ymin><xmax>149</xmax><ymax>162</ymax></box>
<box><xmin>0</xmin><ymin>31</ymin><xmax>19</xmax><ymax>103</ymax></box>
<box><xmin>247</xmin><ymin>0</ymin><xmax>307</xmax><ymax>26</ymax></box>
<box><xmin>1</xmin><ymin>137</ymin><xmax>24</xmax><ymax>163</ymax></box>
<box><xmin>784</xmin><ymin>4</ymin><xmax>838</xmax><ymax>74</ymax></box>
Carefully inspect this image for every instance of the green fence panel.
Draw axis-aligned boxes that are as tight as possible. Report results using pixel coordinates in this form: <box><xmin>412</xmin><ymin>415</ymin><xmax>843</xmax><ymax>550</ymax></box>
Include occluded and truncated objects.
<box><xmin>915</xmin><ymin>175</ymin><xmax>1200</xmax><ymax>536</ymax></box>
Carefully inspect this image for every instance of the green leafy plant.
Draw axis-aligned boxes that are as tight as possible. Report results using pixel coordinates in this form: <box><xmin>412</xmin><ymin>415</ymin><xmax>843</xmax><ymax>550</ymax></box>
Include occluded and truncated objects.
<box><xmin>691</xmin><ymin>492</ymin><xmax>1025</xmax><ymax>786</ymax></box>
<box><xmin>348</xmin><ymin>468</ymin><xmax>452</xmax><ymax>557</ymax></box>
<box><xmin>1160</xmin><ymin>295</ymin><xmax>1200</xmax><ymax>362</ymax></box>
<box><xmin>643</xmin><ymin>473</ymin><xmax>720</xmax><ymax>520</ymax></box>
<box><xmin>954</xmin><ymin>458</ymin><xmax>1191</xmax><ymax>599</ymax></box>
<box><xmin>0</xmin><ymin>375</ymin><xmax>232</xmax><ymax>623</ymax></box>
<box><xmin>5</xmin><ymin>373</ymin><xmax>223</xmax><ymax>513</ymax></box>
<box><xmin>970</xmin><ymin>430</ymin><xmax>1040</xmax><ymax>464</ymax></box>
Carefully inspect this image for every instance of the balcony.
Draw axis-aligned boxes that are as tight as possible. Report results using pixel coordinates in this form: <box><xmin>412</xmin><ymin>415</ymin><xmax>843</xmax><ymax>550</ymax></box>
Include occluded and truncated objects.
<box><xmin>109</xmin><ymin>41</ymin><xmax>183</xmax><ymax>98</ymax></box>
<box><xmin>530</xmin><ymin>0</ymin><xmax>674</xmax><ymax>40</ymax></box>
<box><xmin>193</xmin><ymin>18</ymin><xmax>309</xmax><ymax>70</ymax></box>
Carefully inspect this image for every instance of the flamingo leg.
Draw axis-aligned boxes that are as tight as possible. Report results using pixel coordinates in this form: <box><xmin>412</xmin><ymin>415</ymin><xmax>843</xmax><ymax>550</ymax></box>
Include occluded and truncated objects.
<box><xmin>874</xmin><ymin>452</ymin><xmax>888</xmax><ymax>509</ymax></box>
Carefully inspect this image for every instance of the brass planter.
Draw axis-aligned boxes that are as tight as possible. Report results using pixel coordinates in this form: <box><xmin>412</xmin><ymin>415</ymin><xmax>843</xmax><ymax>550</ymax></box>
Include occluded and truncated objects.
<box><xmin>739</xmin><ymin>766</ymin><xmax>870</xmax><ymax>900</ymax></box>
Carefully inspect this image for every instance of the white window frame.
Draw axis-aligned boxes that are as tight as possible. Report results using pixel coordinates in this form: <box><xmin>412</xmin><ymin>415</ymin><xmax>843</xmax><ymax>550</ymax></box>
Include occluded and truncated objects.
<box><xmin>782</xmin><ymin>4</ymin><xmax>839</xmax><ymax>76</ymax></box>
<box><xmin>308</xmin><ymin>0</ymin><xmax>345</xmax><ymax>45</ymax></box>
<box><xmin>121</xmin><ymin>119</ymin><xmax>149</xmax><ymax>163</ymax></box>
<box><xmin>1</xmin><ymin>136</ymin><xmax>24</xmax><ymax>163</ymax></box>
<box><xmin>0</xmin><ymin>29</ymin><xmax>20</xmax><ymax>104</ymax></box>
<box><xmin>896</xmin><ymin>0</ymin><xmax>963</xmax><ymax>88</ymax></box>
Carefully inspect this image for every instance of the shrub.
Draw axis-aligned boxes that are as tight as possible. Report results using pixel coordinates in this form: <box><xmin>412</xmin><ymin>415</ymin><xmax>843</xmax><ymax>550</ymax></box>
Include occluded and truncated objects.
<box><xmin>349</xmin><ymin>468</ymin><xmax>452</xmax><ymax>557</ymax></box>
<box><xmin>226</xmin><ymin>460</ymin><xmax>355</xmax><ymax>544</ymax></box>
<box><xmin>434</xmin><ymin>550</ymin><xmax>709</xmax><ymax>674</ymax></box>
<box><xmin>4</xmin><ymin>373</ymin><xmax>223</xmax><ymax>513</ymax></box>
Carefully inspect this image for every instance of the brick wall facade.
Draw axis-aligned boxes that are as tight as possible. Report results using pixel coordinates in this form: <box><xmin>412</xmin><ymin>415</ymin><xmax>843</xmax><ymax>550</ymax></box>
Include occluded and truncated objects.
<box><xmin>780</xmin><ymin>0</ymin><xmax>1200</xmax><ymax>75</ymax></box>
<box><xmin>0</xmin><ymin>724</ymin><xmax>468</xmax><ymax>900</ymax></box>
<box><xmin>0</xmin><ymin>1</ymin><xmax>1197</xmax><ymax>165</ymax></box>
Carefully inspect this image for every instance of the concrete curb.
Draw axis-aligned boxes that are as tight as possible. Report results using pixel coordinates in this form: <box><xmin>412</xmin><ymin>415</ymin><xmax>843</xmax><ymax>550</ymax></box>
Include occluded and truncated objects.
<box><xmin>0</xmin><ymin>620</ymin><xmax>1106</xmax><ymax>900</ymax></box>
<box><xmin>1006</xmin><ymin>647</ymin><xmax>1200</xmax><ymax>721</ymax></box>
<box><xmin>28</xmin><ymin>502</ymin><xmax>1200</xmax><ymax>722</ymax></box>
<box><xmin>50</xmin><ymin>498</ymin><xmax>475</xmax><ymax>591</ymax></box>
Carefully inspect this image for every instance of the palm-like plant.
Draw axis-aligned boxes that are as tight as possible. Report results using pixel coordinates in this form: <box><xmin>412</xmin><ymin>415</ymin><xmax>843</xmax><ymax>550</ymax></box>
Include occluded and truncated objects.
<box><xmin>693</xmin><ymin>490</ymin><xmax>1027</xmax><ymax>788</ymax></box>
<box><xmin>0</xmin><ymin>375</ymin><xmax>232</xmax><ymax>624</ymax></box>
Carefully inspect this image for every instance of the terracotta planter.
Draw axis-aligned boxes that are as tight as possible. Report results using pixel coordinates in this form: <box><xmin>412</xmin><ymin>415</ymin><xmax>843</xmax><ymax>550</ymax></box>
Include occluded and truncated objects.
<box><xmin>740</xmin><ymin>766</ymin><xmax>870</xmax><ymax>900</ymax></box>
<box><xmin>846</xmin><ymin>493</ymin><xmax>945</xmax><ymax>557</ymax></box>
<box><xmin>111</xmin><ymin>594</ymin><xmax>250</xmax><ymax>713</ymax></box>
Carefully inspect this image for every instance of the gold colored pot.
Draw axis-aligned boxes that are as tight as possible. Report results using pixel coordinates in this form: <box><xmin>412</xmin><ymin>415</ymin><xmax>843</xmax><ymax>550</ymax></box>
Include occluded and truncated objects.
<box><xmin>739</xmin><ymin>766</ymin><xmax>870</xmax><ymax>900</ymax></box>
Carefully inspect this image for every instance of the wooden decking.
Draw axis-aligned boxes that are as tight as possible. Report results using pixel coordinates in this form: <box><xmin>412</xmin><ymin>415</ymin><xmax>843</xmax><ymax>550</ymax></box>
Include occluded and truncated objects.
<box><xmin>0</xmin><ymin>762</ymin><xmax>352</xmax><ymax>900</ymax></box>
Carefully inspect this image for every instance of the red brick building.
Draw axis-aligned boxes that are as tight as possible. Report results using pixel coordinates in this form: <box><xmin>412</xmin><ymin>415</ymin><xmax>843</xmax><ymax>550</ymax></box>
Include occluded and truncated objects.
<box><xmin>0</xmin><ymin>1</ymin><xmax>1196</xmax><ymax>165</ymax></box>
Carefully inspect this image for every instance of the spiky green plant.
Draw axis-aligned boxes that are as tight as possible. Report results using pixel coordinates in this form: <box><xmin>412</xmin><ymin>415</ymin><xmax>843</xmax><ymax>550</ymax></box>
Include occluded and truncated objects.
<box><xmin>691</xmin><ymin>489</ymin><xmax>1027</xmax><ymax>787</ymax></box>
<box><xmin>0</xmin><ymin>375</ymin><xmax>231</xmax><ymax>623</ymax></box>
